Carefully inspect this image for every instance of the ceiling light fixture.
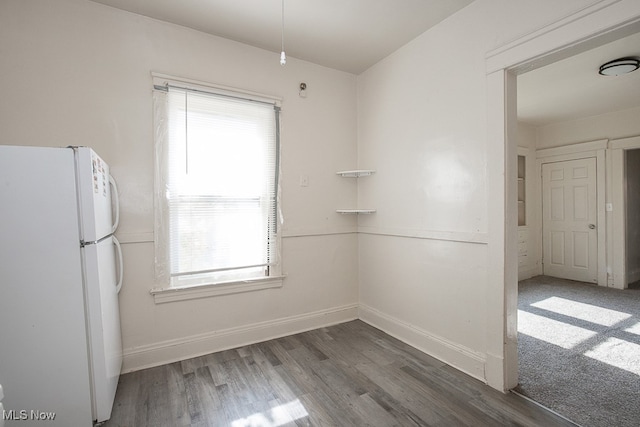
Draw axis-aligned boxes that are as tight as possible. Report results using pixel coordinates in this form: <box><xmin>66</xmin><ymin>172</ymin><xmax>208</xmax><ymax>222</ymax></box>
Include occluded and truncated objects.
<box><xmin>598</xmin><ymin>57</ymin><xmax>639</xmax><ymax>76</ymax></box>
<box><xmin>280</xmin><ymin>0</ymin><xmax>286</xmax><ymax>66</ymax></box>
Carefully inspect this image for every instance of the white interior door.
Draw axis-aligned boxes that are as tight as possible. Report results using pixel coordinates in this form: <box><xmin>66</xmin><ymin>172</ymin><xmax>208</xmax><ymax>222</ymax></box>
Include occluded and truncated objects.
<box><xmin>542</xmin><ymin>158</ymin><xmax>597</xmax><ymax>283</ymax></box>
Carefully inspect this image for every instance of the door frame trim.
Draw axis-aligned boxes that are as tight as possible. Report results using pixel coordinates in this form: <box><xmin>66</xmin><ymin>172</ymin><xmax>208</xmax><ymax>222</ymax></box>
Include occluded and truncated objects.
<box><xmin>536</xmin><ymin>140</ymin><xmax>607</xmax><ymax>286</ymax></box>
<box><xmin>485</xmin><ymin>0</ymin><xmax>640</xmax><ymax>391</ymax></box>
<box><xmin>610</xmin><ymin>135</ymin><xmax>640</xmax><ymax>288</ymax></box>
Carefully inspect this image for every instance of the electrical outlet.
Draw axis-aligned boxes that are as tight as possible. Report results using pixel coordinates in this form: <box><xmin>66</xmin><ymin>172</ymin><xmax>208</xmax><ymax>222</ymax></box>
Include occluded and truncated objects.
<box><xmin>299</xmin><ymin>175</ymin><xmax>309</xmax><ymax>187</ymax></box>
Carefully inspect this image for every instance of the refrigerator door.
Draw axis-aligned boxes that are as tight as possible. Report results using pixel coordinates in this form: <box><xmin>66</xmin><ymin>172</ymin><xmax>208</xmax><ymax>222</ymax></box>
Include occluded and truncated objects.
<box><xmin>0</xmin><ymin>145</ymin><xmax>94</xmax><ymax>426</ymax></box>
<box><xmin>82</xmin><ymin>236</ymin><xmax>123</xmax><ymax>422</ymax></box>
<box><xmin>75</xmin><ymin>147</ymin><xmax>117</xmax><ymax>241</ymax></box>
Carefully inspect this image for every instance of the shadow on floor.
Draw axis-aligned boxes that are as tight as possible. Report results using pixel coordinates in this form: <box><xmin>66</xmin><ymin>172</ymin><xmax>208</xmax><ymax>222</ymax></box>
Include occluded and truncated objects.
<box><xmin>517</xmin><ymin>275</ymin><xmax>640</xmax><ymax>427</ymax></box>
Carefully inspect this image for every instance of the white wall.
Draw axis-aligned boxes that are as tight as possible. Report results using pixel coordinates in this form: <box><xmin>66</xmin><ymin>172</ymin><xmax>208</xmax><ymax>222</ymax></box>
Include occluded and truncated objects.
<box><xmin>0</xmin><ymin>0</ymin><xmax>359</xmax><ymax>371</ymax></box>
<box><xmin>356</xmin><ymin>0</ymin><xmax>606</xmax><ymax>384</ymax></box>
<box><xmin>518</xmin><ymin>122</ymin><xmax>537</xmax><ymax>150</ymax></box>
<box><xmin>537</xmin><ymin>105</ymin><xmax>640</xmax><ymax>149</ymax></box>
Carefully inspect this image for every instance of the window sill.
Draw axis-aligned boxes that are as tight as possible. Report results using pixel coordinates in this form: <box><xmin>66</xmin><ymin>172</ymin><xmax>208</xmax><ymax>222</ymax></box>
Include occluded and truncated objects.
<box><xmin>150</xmin><ymin>275</ymin><xmax>286</xmax><ymax>304</ymax></box>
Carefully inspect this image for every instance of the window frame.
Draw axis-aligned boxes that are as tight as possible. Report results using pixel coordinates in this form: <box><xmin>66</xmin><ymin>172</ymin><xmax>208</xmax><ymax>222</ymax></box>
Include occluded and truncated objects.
<box><xmin>150</xmin><ymin>73</ymin><xmax>284</xmax><ymax>303</ymax></box>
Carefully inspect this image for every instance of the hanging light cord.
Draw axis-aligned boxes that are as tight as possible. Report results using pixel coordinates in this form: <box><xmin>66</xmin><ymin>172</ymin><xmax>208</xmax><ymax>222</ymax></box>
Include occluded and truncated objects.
<box><xmin>280</xmin><ymin>0</ymin><xmax>286</xmax><ymax>65</ymax></box>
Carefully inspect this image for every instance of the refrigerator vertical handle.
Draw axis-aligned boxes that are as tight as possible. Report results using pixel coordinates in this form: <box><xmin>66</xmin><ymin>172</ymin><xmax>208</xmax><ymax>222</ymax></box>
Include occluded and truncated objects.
<box><xmin>113</xmin><ymin>235</ymin><xmax>124</xmax><ymax>294</ymax></box>
<box><xmin>109</xmin><ymin>174</ymin><xmax>120</xmax><ymax>233</ymax></box>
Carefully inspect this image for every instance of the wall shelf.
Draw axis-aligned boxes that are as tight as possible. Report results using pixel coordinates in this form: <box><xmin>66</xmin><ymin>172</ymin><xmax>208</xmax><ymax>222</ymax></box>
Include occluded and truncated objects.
<box><xmin>518</xmin><ymin>155</ymin><xmax>526</xmax><ymax>226</ymax></box>
<box><xmin>336</xmin><ymin>209</ymin><xmax>376</xmax><ymax>214</ymax></box>
<box><xmin>336</xmin><ymin>169</ymin><xmax>376</xmax><ymax>178</ymax></box>
<box><xmin>337</xmin><ymin>168</ymin><xmax>376</xmax><ymax>214</ymax></box>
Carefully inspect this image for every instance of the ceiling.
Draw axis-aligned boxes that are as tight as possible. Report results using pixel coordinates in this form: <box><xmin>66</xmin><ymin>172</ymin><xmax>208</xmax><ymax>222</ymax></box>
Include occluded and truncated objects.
<box><xmin>87</xmin><ymin>0</ymin><xmax>639</xmax><ymax>126</ymax></box>
<box><xmin>88</xmin><ymin>0</ymin><xmax>473</xmax><ymax>75</ymax></box>
<box><xmin>518</xmin><ymin>30</ymin><xmax>640</xmax><ymax>126</ymax></box>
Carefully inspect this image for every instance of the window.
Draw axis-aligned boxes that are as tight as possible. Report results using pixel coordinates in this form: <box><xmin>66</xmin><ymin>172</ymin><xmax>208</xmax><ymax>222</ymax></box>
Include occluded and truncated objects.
<box><xmin>153</xmin><ymin>75</ymin><xmax>281</xmax><ymax>291</ymax></box>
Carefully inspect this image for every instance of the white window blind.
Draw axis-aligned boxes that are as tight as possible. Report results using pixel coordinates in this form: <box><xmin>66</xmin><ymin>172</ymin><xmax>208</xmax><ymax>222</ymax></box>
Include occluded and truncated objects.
<box><xmin>154</xmin><ymin>82</ymin><xmax>280</xmax><ymax>288</ymax></box>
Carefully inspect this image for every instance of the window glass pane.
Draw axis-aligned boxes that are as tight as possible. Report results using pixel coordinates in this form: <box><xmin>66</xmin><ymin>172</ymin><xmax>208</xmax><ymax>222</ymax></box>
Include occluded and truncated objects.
<box><xmin>163</xmin><ymin>88</ymin><xmax>278</xmax><ymax>284</ymax></box>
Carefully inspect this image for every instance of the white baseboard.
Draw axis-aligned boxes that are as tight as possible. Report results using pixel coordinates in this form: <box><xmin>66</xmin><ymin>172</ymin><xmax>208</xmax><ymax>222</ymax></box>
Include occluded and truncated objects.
<box><xmin>123</xmin><ymin>302</ymin><xmax>488</xmax><ymax>386</ymax></box>
<box><xmin>484</xmin><ymin>338</ymin><xmax>518</xmax><ymax>391</ymax></box>
<box><xmin>518</xmin><ymin>265</ymin><xmax>540</xmax><ymax>281</ymax></box>
<box><xmin>358</xmin><ymin>304</ymin><xmax>486</xmax><ymax>382</ymax></box>
<box><xmin>122</xmin><ymin>303</ymin><xmax>359</xmax><ymax>373</ymax></box>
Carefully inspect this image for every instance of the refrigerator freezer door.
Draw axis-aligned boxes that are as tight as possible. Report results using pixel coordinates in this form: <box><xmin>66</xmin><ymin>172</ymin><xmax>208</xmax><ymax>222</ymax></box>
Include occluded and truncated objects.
<box><xmin>75</xmin><ymin>147</ymin><xmax>117</xmax><ymax>241</ymax></box>
<box><xmin>0</xmin><ymin>145</ymin><xmax>94</xmax><ymax>426</ymax></box>
<box><xmin>83</xmin><ymin>236</ymin><xmax>123</xmax><ymax>422</ymax></box>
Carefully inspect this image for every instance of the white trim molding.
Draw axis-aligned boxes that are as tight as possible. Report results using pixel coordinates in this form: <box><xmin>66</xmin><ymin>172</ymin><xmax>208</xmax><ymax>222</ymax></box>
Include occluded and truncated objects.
<box><xmin>486</xmin><ymin>0</ymin><xmax>640</xmax><ymax>74</ymax></box>
<box><xmin>358</xmin><ymin>304</ymin><xmax>486</xmax><ymax>383</ymax></box>
<box><xmin>115</xmin><ymin>231</ymin><xmax>154</xmax><ymax>244</ymax></box>
<box><xmin>357</xmin><ymin>226</ymin><xmax>488</xmax><ymax>245</ymax></box>
<box><xmin>150</xmin><ymin>275</ymin><xmax>286</xmax><ymax>304</ymax></box>
<box><xmin>609</xmin><ymin>135</ymin><xmax>640</xmax><ymax>288</ymax></box>
<box><xmin>122</xmin><ymin>303</ymin><xmax>359</xmax><ymax>373</ymax></box>
<box><xmin>610</xmin><ymin>135</ymin><xmax>640</xmax><ymax>150</ymax></box>
<box><xmin>536</xmin><ymin>139</ymin><xmax>608</xmax><ymax>159</ymax></box>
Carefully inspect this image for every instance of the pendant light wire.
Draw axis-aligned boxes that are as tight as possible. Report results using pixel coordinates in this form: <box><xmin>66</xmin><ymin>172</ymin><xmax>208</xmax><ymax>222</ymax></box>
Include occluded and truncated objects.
<box><xmin>280</xmin><ymin>0</ymin><xmax>286</xmax><ymax>65</ymax></box>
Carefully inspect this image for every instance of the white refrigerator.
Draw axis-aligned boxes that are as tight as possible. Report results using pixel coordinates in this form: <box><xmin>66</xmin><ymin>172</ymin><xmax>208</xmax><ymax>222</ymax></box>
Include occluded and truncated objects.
<box><xmin>0</xmin><ymin>145</ymin><xmax>123</xmax><ymax>426</ymax></box>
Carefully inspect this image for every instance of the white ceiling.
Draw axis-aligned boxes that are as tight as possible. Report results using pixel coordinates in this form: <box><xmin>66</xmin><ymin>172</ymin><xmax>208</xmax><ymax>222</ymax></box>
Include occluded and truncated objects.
<box><xmin>87</xmin><ymin>0</ymin><xmax>639</xmax><ymax>126</ymax></box>
<box><xmin>518</xmin><ymin>31</ymin><xmax>640</xmax><ymax>126</ymax></box>
<box><xmin>88</xmin><ymin>0</ymin><xmax>473</xmax><ymax>74</ymax></box>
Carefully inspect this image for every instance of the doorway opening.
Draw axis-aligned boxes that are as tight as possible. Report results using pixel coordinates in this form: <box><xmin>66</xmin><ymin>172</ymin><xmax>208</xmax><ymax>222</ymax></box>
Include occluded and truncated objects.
<box><xmin>485</xmin><ymin>0</ymin><xmax>640</xmax><ymax>399</ymax></box>
<box><xmin>507</xmin><ymin>14</ymin><xmax>640</xmax><ymax>427</ymax></box>
<box><xmin>624</xmin><ymin>148</ymin><xmax>640</xmax><ymax>286</ymax></box>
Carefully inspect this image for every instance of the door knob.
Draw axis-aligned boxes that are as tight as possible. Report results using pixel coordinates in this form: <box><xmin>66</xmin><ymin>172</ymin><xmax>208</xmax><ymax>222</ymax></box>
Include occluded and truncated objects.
<box><xmin>588</xmin><ymin>224</ymin><xmax>596</xmax><ymax>229</ymax></box>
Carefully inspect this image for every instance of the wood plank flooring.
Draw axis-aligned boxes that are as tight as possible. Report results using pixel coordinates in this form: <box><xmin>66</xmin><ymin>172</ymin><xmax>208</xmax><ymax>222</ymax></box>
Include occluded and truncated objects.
<box><xmin>104</xmin><ymin>320</ymin><xmax>576</xmax><ymax>427</ymax></box>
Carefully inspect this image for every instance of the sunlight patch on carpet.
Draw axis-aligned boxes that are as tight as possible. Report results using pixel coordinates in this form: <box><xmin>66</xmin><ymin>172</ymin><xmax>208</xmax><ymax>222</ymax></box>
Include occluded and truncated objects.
<box><xmin>584</xmin><ymin>337</ymin><xmax>640</xmax><ymax>376</ymax></box>
<box><xmin>518</xmin><ymin>310</ymin><xmax>597</xmax><ymax>349</ymax></box>
<box><xmin>531</xmin><ymin>296</ymin><xmax>631</xmax><ymax>327</ymax></box>
<box><xmin>624</xmin><ymin>321</ymin><xmax>640</xmax><ymax>336</ymax></box>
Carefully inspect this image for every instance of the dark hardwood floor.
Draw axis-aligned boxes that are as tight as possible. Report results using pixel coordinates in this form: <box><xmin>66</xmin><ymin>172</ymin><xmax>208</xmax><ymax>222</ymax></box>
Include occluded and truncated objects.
<box><xmin>104</xmin><ymin>320</ymin><xmax>576</xmax><ymax>427</ymax></box>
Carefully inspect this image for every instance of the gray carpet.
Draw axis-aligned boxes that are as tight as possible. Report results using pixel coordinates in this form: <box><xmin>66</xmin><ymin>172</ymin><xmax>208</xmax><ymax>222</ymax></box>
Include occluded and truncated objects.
<box><xmin>516</xmin><ymin>276</ymin><xmax>640</xmax><ymax>427</ymax></box>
